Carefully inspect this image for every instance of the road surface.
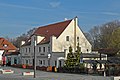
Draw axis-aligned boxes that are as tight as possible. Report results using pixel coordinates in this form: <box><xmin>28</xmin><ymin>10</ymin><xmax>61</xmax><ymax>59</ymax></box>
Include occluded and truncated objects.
<box><xmin>0</xmin><ymin>66</ymin><xmax>112</xmax><ymax>80</ymax></box>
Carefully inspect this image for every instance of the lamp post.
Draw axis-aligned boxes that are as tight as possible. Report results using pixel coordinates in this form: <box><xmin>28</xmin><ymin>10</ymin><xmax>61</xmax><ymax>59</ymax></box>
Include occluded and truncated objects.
<box><xmin>48</xmin><ymin>53</ymin><xmax>51</xmax><ymax>66</ymax></box>
<box><xmin>100</xmin><ymin>53</ymin><xmax>102</xmax><ymax>70</ymax></box>
<box><xmin>34</xmin><ymin>36</ymin><xmax>37</xmax><ymax>78</ymax></box>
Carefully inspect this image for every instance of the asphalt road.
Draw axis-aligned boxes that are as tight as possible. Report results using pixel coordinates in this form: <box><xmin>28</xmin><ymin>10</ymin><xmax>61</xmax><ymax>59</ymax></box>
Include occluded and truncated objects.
<box><xmin>0</xmin><ymin>66</ymin><xmax>112</xmax><ymax>80</ymax></box>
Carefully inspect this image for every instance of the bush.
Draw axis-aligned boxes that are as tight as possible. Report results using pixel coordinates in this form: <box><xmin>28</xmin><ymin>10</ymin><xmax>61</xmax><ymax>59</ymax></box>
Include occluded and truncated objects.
<box><xmin>26</xmin><ymin>65</ymin><xmax>33</xmax><ymax>69</ymax></box>
<box><xmin>11</xmin><ymin>64</ymin><xmax>22</xmax><ymax>68</ymax></box>
<box><xmin>36</xmin><ymin>66</ymin><xmax>47</xmax><ymax>71</ymax></box>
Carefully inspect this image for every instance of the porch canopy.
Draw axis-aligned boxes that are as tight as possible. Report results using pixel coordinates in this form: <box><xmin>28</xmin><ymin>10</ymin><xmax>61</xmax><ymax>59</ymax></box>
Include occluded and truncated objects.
<box><xmin>82</xmin><ymin>53</ymin><xmax>106</xmax><ymax>58</ymax></box>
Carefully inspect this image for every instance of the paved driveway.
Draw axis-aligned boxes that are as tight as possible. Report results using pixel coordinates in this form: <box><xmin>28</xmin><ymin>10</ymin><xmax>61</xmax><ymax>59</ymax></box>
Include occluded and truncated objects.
<box><xmin>0</xmin><ymin>66</ymin><xmax>112</xmax><ymax>80</ymax></box>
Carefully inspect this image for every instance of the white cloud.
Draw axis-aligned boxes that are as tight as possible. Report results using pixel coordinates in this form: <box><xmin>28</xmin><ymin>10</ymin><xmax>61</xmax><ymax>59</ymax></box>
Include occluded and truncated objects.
<box><xmin>49</xmin><ymin>2</ymin><xmax>61</xmax><ymax>8</ymax></box>
<box><xmin>0</xmin><ymin>3</ymin><xmax>50</xmax><ymax>11</ymax></box>
<box><xmin>100</xmin><ymin>12</ymin><xmax>120</xmax><ymax>16</ymax></box>
<box><xmin>74</xmin><ymin>11</ymin><xmax>120</xmax><ymax>16</ymax></box>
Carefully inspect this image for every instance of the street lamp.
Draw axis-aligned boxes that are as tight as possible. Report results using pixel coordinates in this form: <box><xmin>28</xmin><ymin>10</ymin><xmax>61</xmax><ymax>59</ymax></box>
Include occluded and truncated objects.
<box><xmin>34</xmin><ymin>36</ymin><xmax>37</xmax><ymax>78</ymax></box>
<box><xmin>48</xmin><ymin>53</ymin><xmax>51</xmax><ymax>66</ymax></box>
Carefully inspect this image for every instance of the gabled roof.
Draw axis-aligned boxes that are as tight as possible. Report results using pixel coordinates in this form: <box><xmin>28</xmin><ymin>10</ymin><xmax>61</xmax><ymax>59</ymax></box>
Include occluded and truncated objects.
<box><xmin>22</xmin><ymin>19</ymin><xmax>72</xmax><ymax>46</ymax></box>
<box><xmin>0</xmin><ymin>38</ymin><xmax>17</xmax><ymax>50</ymax></box>
<box><xmin>34</xmin><ymin>19</ymin><xmax>72</xmax><ymax>44</ymax></box>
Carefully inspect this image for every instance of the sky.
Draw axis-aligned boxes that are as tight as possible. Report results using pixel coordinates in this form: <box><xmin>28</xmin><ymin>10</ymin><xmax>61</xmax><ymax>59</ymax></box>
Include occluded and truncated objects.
<box><xmin>0</xmin><ymin>0</ymin><xmax>120</xmax><ymax>38</ymax></box>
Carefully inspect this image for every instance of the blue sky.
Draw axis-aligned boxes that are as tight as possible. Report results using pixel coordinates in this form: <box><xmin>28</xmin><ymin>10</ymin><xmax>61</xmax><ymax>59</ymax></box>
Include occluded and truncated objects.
<box><xmin>0</xmin><ymin>0</ymin><xmax>120</xmax><ymax>38</ymax></box>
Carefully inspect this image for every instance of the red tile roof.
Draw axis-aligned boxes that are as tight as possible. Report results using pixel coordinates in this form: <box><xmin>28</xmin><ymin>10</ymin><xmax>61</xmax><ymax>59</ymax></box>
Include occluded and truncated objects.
<box><xmin>0</xmin><ymin>38</ymin><xmax>17</xmax><ymax>50</ymax></box>
<box><xmin>34</xmin><ymin>19</ymin><xmax>72</xmax><ymax>44</ymax></box>
<box><xmin>19</xmin><ymin>19</ymin><xmax>71</xmax><ymax>46</ymax></box>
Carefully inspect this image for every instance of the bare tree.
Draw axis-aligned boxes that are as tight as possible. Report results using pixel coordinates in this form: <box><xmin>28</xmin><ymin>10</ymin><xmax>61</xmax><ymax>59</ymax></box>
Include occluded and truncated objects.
<box><xmin>88</xmin><ymin>20</ymin><xmax>120</xmax><ymax>49</ymax></box>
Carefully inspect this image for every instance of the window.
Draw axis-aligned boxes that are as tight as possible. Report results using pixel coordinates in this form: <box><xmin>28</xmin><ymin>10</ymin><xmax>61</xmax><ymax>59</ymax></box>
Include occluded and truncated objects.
<box><xmin>59</xmin><ymin>61</ymin><xmax>62</xmax><ymax>67</ymax></box>
<box><xmin>77</xmin><ymin>37</ymin><xmax>79</xmax><ymax>42</ymax></box>
<box><xmin>66</xmin><ymin>36</ymin><xmax>69</xmax><ymax>41</ymax></box>
<box><xmin>14</xmin><ymin>58</ymin><xmax>17</xmax><ymax>64</ymax></box>
<box><xmin>22</xmin><ymin>48</ymin><xmax>24</xmax><ymax>53</ymax></box>
<box><xmin>3</xmin><ymin>44</ymin><xmax>8</xmax><ymax>48</ymax></box>
<box><xmin>22</xmin><ymin>60</ymin><xmax>24</xmax><ymax>64</ymax></box>
<box><xmin>26</xmin><ymin>60</ymin><xmax>28</xmax><ymax>64</ymax></box>
<box><xmin>48</xmin><ymin>60</ymin><xmax>50</xmax><ymax>66</ymax></box>
<box><xmin>29</xmin><ymin>48</ymin><xmax>30</xmax><ymax>53</ymax></box>
<box><xmin>26</xmin><ymin>48</ymin><xmax>27</xmax><ymax>53</ymax></box>
<box><xmin>39</xmin><ymin>60</ymin><xmax>42</xmax><ymax>65</ymax></box>
<box><xmin>39</xmin><ymin>47</ymin><xmax>41</xmax><ymax>52</ymax></box>
<box><xmin>55</xmin><ymin>61</ymin><xmax>57</xmax><ymax>66</ymax></box>
<box><xmin>43</xmin><ymin>47</ymin><xmax>45</xmax><ymax>52</ymax></box>
<box><xmin>48</xmin><ymin>47</ymin><xmax>50</xmax><ymax>52</ymax></box>
<box><xmin>29</xmin><ymin>59</ymin><xmax>31</xmax><ymax>64</ymax></box>
<box><xmin>43</xmin><ymin>60</ymin><xmax>45</xmax><ymax>65</ymax></box>
<box><xmin>87</xmin><ymin>49</ymin><xmax>89</xmax><ymax>52</ymax></box>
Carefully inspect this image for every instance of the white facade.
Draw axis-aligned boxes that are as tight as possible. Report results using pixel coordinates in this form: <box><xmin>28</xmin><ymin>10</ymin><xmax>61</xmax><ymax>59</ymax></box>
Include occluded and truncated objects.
<box><xmin>0</xmin><ymin>50</ymin><xmax>4</xmax><ymax>61</ymax></box>
<box><xmin>51</xmin><ymin>18</ymin><xmax>91</xmax><ymax>53</ymax></box>
<box><xmin>0</xmin><ymin>50</ymin><xmax>4</xmax><ymax>65</ymax></box>
<box><xmin>20</xmin><ymin>17</ymin><xmax>92</xmax><ymax>67</ymax></box>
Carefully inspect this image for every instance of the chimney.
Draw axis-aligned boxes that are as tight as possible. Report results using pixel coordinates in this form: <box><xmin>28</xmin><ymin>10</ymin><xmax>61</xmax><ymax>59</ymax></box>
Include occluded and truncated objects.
<box><xmin>75</xmin><ymin>16</ymin><xmax>78</xmax><ymax>26</ymax></box>
<box><xmin>64</xmin><ymin>18</ymin><xmax>68</xmax><ymax>21</ymax></box>
<box><xmin>74</xmin><ymin>16</ymin><xmax>78</xmax><ymax>52</ymax></box>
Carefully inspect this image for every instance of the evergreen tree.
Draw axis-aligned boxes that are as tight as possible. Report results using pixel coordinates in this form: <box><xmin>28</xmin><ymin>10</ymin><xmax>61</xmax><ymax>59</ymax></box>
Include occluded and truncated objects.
<box><xmin>75</xmin><ymin>43</ymin><xmax>84</xmax><ymax>68</ymax></box>
<box><xmin>65</xmin><ymin>43</ymin><xmax>84</xmax><ymax>69</ymax></box>
<box><xmin>65</xmin><ymin>46</ymin><xmax>75</xmax><ymax>68</ymax></box>
<box><xmin>75</xmin><ymin>43</ymin><xmax>81</xmax><ymax>65</ymax></box>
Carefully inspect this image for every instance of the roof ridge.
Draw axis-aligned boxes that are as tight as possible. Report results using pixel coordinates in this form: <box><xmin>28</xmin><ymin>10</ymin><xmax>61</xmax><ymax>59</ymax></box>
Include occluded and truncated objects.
<box><xmin>36</xmin><ymin>19</ymin><xmax>72</xmax><ymax>29</ymax></box>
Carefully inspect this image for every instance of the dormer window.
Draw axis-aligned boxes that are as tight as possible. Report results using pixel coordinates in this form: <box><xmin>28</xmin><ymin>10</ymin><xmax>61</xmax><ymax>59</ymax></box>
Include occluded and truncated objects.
<box><xmin>3</xmin><ymin>44</ymin><xmax>8</xmax><ymax>48</ymax></box>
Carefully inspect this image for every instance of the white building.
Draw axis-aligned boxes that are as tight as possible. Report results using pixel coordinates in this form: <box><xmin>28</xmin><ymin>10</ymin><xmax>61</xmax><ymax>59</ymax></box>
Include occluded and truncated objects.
<box><xmin>20</xmin><ymin>17</ymin><xmax>92</xmax><ymax>67</ymax></box>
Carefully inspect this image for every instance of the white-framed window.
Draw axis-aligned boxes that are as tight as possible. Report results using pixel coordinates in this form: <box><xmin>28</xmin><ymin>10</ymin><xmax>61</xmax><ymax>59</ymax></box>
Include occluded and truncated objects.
<box><xmin>29</xmin><ymin>48</ymin><xmax>30</xmax><ymax>53</ymax></box>
<box><xmin>66</xmin><ymin>36</ymin><xmax>69</xmax><ymax>41</ymax></box>
<box><xmin>26</xmin><ymin>60</ymin><xmax>29</xmax><ymax>64</ymax></box>
<box><xmin>39</xmin><ymin>47</ymin><xmax>41</xmax><ymax>52</ymax></box>
<box><xmin>43</xmin><ymin>47</ymin><xmax>45</xmax><ymax>52</ymax></box>
<box><xmin>39</xmin><ymin>60</ymin><xmax>42</xmax><ymax>65</ymax></box>
<box><xmin>26</xmin><ymin>48</ymin><xmax>27</xmax><ymax>53</ymax></box>
<box><xmin>48</xmin><ymin>47</ymin><xmax>50</xmax><ymax>52</ymax></box>
<box><xmin>29</xmin><ymin>59</ymin><xmax>31</xmax><ymax>64</ymax></box>
<box><xmin>55</xmin><ymin>61</ymin><xmax>57</xmax><ymax>66</ymax></box>
<box><xmin>43</xmin><ymin>60</ymin><xmax>45</xmax><ymax>65</ymax></box>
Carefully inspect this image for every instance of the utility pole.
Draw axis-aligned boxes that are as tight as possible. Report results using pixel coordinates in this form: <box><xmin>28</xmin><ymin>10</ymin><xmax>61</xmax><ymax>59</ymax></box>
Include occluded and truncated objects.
<box><xmin>100</xmin><ymin>53</ymin><xmax>102</xmax><ymax>70</ymax></box>
<box><xmin>34</xmin><ymin>36</ymin><xmax>37</xmax><ymax>78</ymax></box>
